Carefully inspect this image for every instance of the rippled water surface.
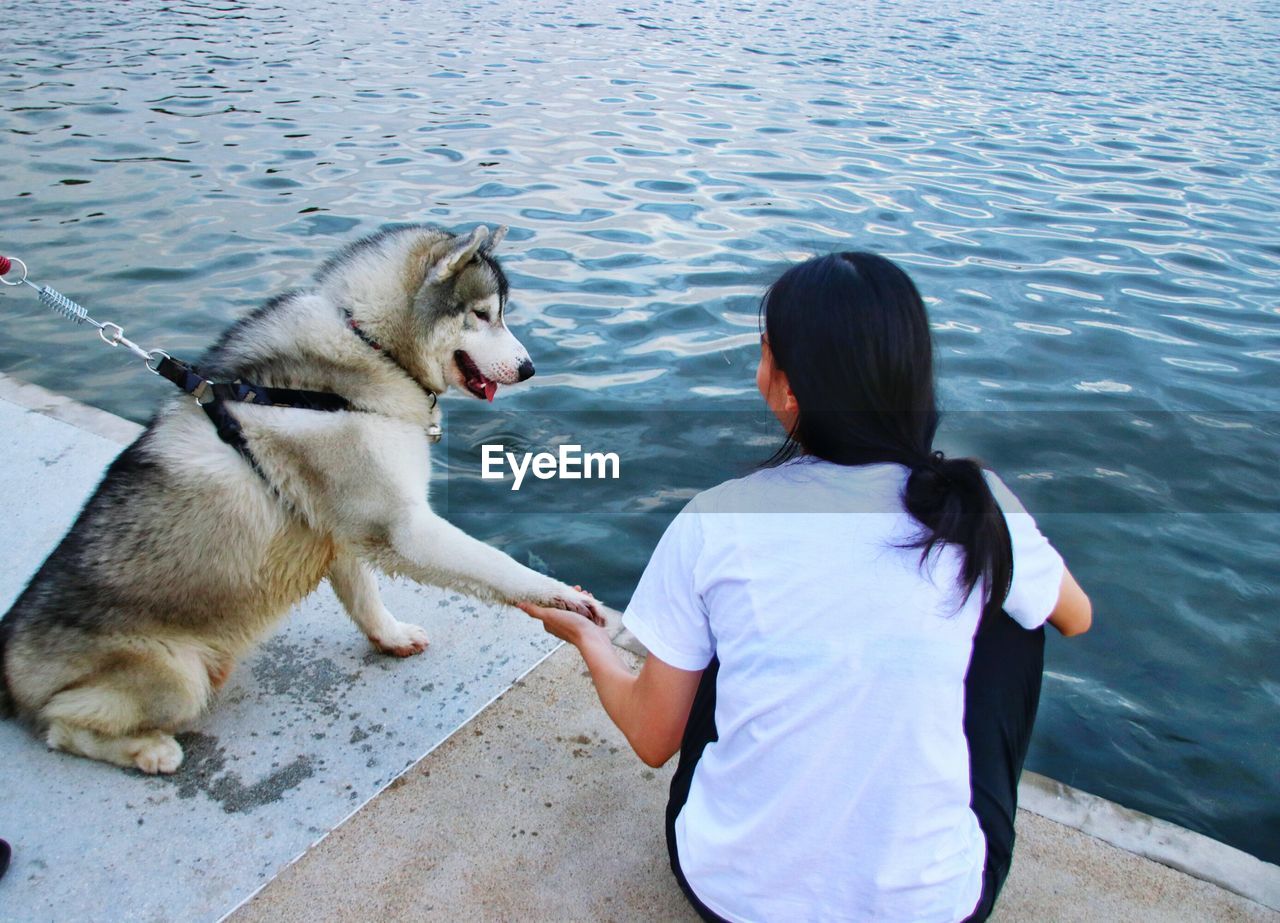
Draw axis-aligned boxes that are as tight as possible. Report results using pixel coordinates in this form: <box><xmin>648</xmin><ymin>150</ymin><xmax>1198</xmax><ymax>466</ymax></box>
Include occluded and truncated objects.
<box><xmin>2</xmin><ymin>0</ymin><xmax>1278</xmax><ymax>862</ymax></box>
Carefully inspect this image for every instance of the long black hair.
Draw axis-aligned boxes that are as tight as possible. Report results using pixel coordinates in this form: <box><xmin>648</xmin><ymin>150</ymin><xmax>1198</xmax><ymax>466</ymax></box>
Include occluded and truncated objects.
<box><xmin>760</xmin><ymin>251</ymin><xmax>1012</xmax><ymax>614</ymax></box>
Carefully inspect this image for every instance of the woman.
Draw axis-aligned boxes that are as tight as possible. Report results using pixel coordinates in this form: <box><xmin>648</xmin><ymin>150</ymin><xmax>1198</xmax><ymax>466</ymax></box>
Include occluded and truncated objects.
<box><xmin>520</xmin><ymin>252</ymin><xmax>1091</xmax><ymax>922</ymax></box>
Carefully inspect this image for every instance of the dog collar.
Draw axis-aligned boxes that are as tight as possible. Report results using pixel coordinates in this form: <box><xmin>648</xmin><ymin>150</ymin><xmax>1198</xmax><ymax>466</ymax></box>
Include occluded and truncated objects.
<box><xmin>344</xmin><ymin>311</ymin><xmax>384</xmax><ymax>352</ymax></box>
<box><xmin>342</xmin><ymin>308</ymin><xmax>442</xmax><ymax>443</ymax></box>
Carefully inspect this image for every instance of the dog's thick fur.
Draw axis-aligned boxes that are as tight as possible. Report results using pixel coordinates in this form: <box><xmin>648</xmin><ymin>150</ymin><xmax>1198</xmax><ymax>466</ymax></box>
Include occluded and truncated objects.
<box><xmin>0</xmin><ymin>224</ymin><xmax>597</xmax><ymax>774</ymax></box>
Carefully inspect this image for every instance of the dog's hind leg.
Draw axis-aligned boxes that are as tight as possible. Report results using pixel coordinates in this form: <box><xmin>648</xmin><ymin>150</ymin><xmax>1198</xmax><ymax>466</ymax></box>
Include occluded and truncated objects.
<box><xmin>328</xmin><ymin>551</ymin><xmax>430</xmax><ymax>657</ymax></box>
<box><xmin>40</xmin><ymin>641</ymin><xmax>213</xmax><ymax>774</ymax></box>
<box><xmin>46</xmin><ymin>720</ymin><xmax>184</xmax><ymax>774</ymax></box>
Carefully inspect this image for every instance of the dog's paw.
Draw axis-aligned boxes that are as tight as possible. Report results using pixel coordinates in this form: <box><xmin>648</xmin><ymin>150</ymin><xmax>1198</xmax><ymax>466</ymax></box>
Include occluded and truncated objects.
<box><xmin>133</xmin><ymin>735</ymin><xmax>184</xmax><ymax>775</ymax></box>
<box><xmin>372</xmin><ymin>621</ymin><xmax>431</xmax><ymax>658</ymax></box>
<box><xmin>546</xmin><ymin>586</ymin><xmax>605</xmax><ymax>627</ymax></box>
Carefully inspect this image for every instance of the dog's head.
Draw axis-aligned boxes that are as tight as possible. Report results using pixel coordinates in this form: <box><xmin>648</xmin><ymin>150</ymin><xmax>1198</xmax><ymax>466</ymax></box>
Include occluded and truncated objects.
<box><xmin>318</xmin><ymin>224</ymin><xmax>535</xmax><ymax>400</ymax></box>
<box><xmin>412</xmin><ymin>225</ymin><xmax>533</xmax><ymax>401</ymax></box>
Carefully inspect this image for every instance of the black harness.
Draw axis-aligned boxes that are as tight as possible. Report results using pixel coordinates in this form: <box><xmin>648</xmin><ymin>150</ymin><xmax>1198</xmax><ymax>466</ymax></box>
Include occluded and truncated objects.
<box><xmin>153</xmin><ymin>354</ymin><xmax>351</xmax><ymax>477</ymax></box>
<box><xmin>153</xmin><ymin>310</ymin><xmax>435</xmax><ymax>478</ymax></box>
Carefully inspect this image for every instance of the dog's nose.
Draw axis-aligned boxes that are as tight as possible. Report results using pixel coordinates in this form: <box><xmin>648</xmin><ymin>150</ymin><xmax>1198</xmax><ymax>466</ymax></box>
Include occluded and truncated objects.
<box><xmin>517</xmin><ymin>358</ymin><xmax>535</xmax><ymax>382</ymax></box>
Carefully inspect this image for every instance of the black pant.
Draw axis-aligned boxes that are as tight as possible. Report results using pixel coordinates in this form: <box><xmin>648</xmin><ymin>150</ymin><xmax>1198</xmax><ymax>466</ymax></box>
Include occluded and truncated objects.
<box><xmin>665</xmin><ymin>611</ymin><xmax>1046</xmax><ymax>923</ymax></box>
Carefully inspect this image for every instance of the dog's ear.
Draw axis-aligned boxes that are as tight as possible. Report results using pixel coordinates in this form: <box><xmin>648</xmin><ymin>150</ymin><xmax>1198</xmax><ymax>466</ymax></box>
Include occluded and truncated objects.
<box><xmin>481</xmin><ymin>225</ymin><xmax>508</xmax><ymax>254</ymax></box>
<box><xmin>427</xmin><ymin>226</ymin><xmax>489</xmax><ymax>284</ymax></box>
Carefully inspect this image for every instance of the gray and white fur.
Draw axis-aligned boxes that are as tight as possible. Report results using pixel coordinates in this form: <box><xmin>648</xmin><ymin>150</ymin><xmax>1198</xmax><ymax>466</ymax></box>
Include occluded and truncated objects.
<box><xmin>0</xmin><ymin>224</ymin><xmax>598</xmax><ymax>774</ymax></box>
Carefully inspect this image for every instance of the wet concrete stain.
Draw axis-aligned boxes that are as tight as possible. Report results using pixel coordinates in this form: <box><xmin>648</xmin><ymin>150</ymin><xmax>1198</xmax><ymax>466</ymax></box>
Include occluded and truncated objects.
<box><xmin>207</xmin><ymin>756</ymin><xmax>316</xmax><ymax>814</ymax></box>
<box><xmin>168</xmin><ymin>731</ymin><xmax>316</xmax><ymax>814</ymax></box>
<box><xmin>250</xmin><ymin>637</ymin><xmax>362</xmax><ymax>716</ymax></box>
<box><xmin>37</xmin><ymin>444</ymin><xmax>73</xmax><ymax>468</ymax></box>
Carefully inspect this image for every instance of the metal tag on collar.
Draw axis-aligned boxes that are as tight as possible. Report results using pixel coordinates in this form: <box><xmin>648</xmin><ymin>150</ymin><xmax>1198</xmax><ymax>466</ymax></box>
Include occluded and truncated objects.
<box><xmin>426</xmin><ymin>422</ymin><xmax>442</xmax><ymax>443</ymax></box>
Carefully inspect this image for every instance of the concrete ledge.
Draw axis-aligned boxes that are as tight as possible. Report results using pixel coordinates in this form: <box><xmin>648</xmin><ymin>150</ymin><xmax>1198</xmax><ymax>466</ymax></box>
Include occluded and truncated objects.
<box><xmin>0</xmin><ymin>371</ymin><xmax>142</xmax><ymax>445</ymax></box>
<box><xmin>1019</xmin><ymin>772</ymin><xmax>1280</xmax><ymax>912</ymax></box>
<box><xmin>0</xmin><ymin>373</ymin><xmax>562</xmax><ymax>922</ymax></box>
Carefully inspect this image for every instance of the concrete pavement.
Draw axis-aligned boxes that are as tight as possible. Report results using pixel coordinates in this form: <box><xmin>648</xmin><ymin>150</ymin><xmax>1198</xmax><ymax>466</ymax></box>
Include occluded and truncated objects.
<box><xmin>229</xmin><ymin>644</ymin><xmax>1278</xmax><ymax>923</ymax></box>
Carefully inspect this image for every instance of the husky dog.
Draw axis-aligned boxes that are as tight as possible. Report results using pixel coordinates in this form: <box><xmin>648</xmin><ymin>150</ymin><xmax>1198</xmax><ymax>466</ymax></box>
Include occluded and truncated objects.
<box><xmin>0</xmin><ymin>224</ymin><xmax>599</xmax><ymax>774</ymax></box>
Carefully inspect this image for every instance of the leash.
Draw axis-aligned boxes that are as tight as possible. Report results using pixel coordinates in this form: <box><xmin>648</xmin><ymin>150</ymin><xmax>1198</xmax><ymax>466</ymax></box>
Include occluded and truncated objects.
<box><xmin>0</xmin><ymin>254</ymin><xmax>440</xmax><ymax>477</ymax></box>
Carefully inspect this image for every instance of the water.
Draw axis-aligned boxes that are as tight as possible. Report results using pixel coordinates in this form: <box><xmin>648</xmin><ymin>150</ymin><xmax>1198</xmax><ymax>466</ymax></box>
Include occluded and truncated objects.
<box><xmin>2</xmin><ymin>0</ymin><xmax>1278</xmax><ymax>865</ymax></box>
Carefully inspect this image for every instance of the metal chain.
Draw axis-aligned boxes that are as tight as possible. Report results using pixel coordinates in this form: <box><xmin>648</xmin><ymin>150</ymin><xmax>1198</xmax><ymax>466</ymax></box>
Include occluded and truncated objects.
<box><xmin>0</xmin><ymin>255</ymin><xmax>170</xmax><ymax>373</ymax></box>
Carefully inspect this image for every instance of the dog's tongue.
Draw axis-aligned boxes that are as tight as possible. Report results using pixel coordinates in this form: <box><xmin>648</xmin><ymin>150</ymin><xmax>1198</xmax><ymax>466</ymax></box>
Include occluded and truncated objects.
<box><xmin>483</xmin><ymin>380</ymin><xmax>497</xmax><ymax>402</ymax></box>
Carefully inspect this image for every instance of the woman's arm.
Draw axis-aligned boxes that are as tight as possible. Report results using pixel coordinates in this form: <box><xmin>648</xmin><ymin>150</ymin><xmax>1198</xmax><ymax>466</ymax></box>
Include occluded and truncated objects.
<box><xmin>1047</xmin><ymin>566</ymin><xmax>1092</xmax><ymax>637</ymax></box>
<box><xmin>518</xmin><ymin>602</ymin><xmax>703</xmax><ymax>767</ymax></box>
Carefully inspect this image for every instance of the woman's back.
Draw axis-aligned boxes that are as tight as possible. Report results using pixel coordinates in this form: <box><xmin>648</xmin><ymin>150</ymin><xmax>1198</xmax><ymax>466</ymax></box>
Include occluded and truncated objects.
<box><xmin>624</xmin><ymin>458</ymin><xmax>1063</xmax><ymax>922</ymax></box>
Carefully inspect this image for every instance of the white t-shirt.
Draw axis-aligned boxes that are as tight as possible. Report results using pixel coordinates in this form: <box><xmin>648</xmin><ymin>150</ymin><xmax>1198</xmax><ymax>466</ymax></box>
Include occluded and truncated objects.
<box><xmin>622</xmin><ymin>459</ymin><xmax>1065</xmax><ymax>923</ymax></box>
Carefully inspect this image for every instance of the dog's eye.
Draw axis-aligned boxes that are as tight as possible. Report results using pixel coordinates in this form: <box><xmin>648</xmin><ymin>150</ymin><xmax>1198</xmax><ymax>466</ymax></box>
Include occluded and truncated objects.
<box><xmin>473</xmin><ymin>308</ymin><xmax>491</xmax><ymax>322</ymax></box>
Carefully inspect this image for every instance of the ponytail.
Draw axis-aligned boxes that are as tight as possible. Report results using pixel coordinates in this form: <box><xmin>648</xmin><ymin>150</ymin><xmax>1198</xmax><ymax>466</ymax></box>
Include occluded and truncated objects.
<box><xmin>902</xmin><ymin>451</ymin><xmax>1012</xmax><ymax>615</ymax></box>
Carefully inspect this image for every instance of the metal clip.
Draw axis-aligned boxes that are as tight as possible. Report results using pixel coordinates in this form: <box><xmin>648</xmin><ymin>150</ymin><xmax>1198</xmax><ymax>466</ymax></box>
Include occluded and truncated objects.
<box><xmin>98</xmin><ymin>322</ymin><xmax>125</xmax><ymax>347</ymax></box>
<box><xmin>146</xmin><ymin>350</ymin><xmax>170</xmax><ymax>374</ymax></box>
<box><xmin>426</xmin><ymin>422</ymin><xmax>442</xmax><ymax>443</ymax></box>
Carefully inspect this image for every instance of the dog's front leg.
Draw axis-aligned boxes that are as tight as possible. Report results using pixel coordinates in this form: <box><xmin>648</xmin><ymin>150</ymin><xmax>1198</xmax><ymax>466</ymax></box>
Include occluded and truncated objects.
<box><xmin>360</xmin><ymin>509</ymin><xmax>599</xmax><ymax>620</ymax></box>
<box><xmin>328</xmin><ymin>551</ymin><xmax>430</xmax><ymax>657</ymax></box>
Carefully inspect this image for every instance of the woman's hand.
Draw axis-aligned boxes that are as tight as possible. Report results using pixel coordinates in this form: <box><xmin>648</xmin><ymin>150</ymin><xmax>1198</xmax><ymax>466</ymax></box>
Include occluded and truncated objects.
<box><xmin>518</xmin><ymin>587</ymin><xmax>610</xmax><ymax>648</ymax></box>
<box><xmin>518</xmin><ymin>593</ymin><xmax>703</xmax><ymax>769</ymax></box>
